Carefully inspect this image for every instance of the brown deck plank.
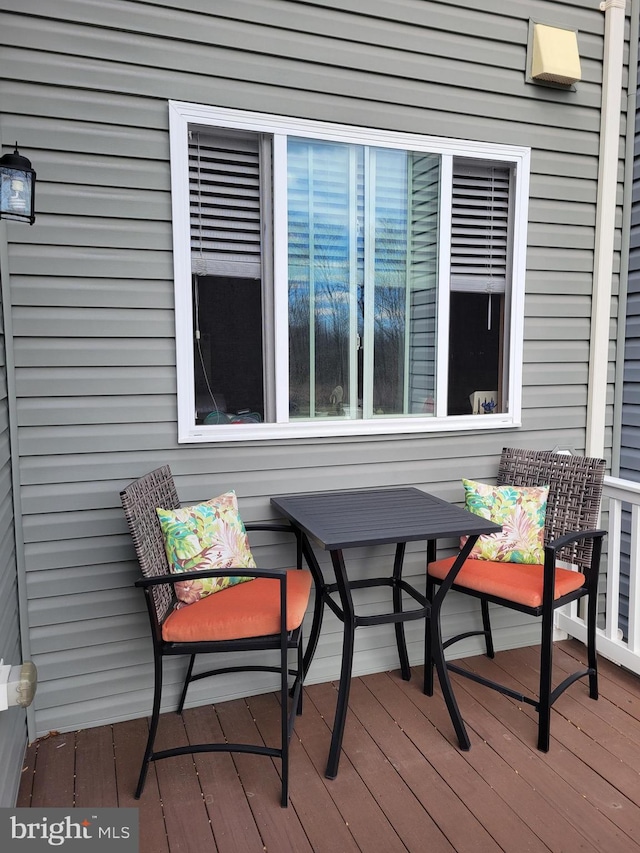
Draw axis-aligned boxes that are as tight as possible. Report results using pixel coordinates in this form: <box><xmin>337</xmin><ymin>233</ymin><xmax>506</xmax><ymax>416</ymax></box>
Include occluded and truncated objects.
<box><xmin>552</xmin><ymin>645</ymin><xmax>640</xmax><ymax>747</ymax></box>
<box><xmin>27</xmin><ymin>731</ymin><xmax>76</xmax><ymax>808</ymax></box>
<box><xmin>561</xmin><ymin>640</ymin><xmax>640</xmax><ymax>724</ymax></box>
<box><xmin>488</xmin><ymin>646</ymin><xmax>640</xmax><ymax>809</ymax></box>
<box><xmin>152</xmin><ymin>710</ymin><xmax>219</xmax><ymax>853</ymax></box>
<box><xmin>75</xmin><ymin>725</ymin><xmax>118</xmax><ymax>807</ymax></box>
<box><xmin>215</xmin><ymin>696</ymin><xmax>313</xmax><ymax>853</ymax></box>
<box><xmin>449</xmin><ymin>666</ymin><xmax>605</xmax><ymax>853</ymax></box>
<box><xmin>294</xmin><ymin>681</ymin><xmax>407</xmax><ymax>853</ymax></box>
<box><xmin>248</xmin><ymin>691</ymin><xmax>363</xmax><ymax>853</ymax></box>
<box><xmin>401</xmin><ymin>662</ymin><xmax>601</xmax><ymax>853</ymax></box>
<box><xmin>587</xmin><ymin>649</ymin><xmax>640</xmax><ymax>717</ymax></box>
<box><xmin>113</xmin><ymin>717</ymin><xmax>169</xmax><ymax>853</ymax></box>
<box><xmin>456</xmin><ymin>649</ymin><xmax>640</xmax><ymax>850</ymax></box>
<box><xmin>366</xmin><ymin>669</ymin><xmax>550</xmax><ymax>853</ymax></box>
<box><xmin>463</xmin><ymin>649</ymin><xmax>640</xmax><ymax>849</ymax></box>
<box><xmin>346</xmin><ymin>674</ymin><xmax>502</xmax><ymax>853</ymax></box>
<box><xmin>181</xmin><ymin>703</ymin><xmax>265</xmax><ymax>853</ymax></box>
<box><xmin>392</xmin><ymin>669</ymin><xmax>556</xmax><ymax>853</ymax></box>
<box><xmin>307</xmin><ymin>679</ymin><xmax>456</xmax><ymax>853</ymax></box>
<box><xmin>555</xmin><ymin>680</ymin><xmax>640</xmax><ymax>766</ymax></box>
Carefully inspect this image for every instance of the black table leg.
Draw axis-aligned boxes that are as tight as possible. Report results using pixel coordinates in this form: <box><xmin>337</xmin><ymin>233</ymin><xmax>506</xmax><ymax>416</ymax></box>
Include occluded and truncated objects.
<box><xmin>300</xmin><ymin>534</ymin><xmax>327</xmax><ymax>676</ymax></box>
<box><xmin>392</xmin><ymin>542</ymin><xmax>411</xmax><ymax>680</ymax></box>
<box><xmin>424</xmin><ymin>580</ymin><xmax>435</xmax><ymax>696</ymax></box>
<box><xmin>427</xmin><ymin>536</ymin><xmax>479</xmax><ymax>751</ymax></box>
<box><xmin>325</xmin><ymin>548</ymin><xmax>355</xmax><ymax>779</ymax></box>
<box><xmin>424</xmin><ymin>540</ymin><xmax>437</xmax><ymax>695</ymax></box>
<box><xmin>429</xmin><ymin>593</ymin><xmax>471</xmax><ymax>750</ymax></box>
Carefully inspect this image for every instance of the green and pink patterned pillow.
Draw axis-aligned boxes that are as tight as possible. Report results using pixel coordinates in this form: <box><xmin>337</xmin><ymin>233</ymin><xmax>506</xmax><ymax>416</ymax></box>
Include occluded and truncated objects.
<box><xmin>157</xmin><ymin>491</ymin><xmax>255</xmax><ymax>605</ymax></box>
<box><xmin>460</xmin><ymin>478</ymin><xmax>549</xmax><ymax>564</ymax></box>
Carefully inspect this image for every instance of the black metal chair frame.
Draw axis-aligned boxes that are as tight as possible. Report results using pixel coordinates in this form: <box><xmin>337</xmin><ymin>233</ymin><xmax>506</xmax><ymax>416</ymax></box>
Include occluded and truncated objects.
<box><xmin>120</xmin><ymin>465</ymin><xmax>306</xmax><ymax>807</ymax></box>
<box><xmin>425</xmin><ymin>447</ymin><xmax>606</xmax><ymax>752</ymax></box>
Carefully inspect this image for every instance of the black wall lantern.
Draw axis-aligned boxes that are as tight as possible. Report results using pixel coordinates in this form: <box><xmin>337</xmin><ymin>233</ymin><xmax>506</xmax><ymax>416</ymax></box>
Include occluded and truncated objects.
<box><xmin>0</xmin><ymin>143</ymin><xmax>36</xmax><ymax>225</ymax></box>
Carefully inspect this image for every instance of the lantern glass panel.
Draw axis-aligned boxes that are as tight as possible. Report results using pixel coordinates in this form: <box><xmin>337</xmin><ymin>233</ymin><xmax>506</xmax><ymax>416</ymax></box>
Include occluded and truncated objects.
<box><xmin>1</xmin><ymin>168</ymin><xmax>33</xmax><ymax>219</ymax></box>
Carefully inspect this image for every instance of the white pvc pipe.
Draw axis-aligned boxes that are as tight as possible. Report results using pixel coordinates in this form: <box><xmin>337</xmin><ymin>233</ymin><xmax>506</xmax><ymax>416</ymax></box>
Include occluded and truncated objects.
<box><xmin>586</xmin><ymin>0</ymin><xmax>627</xmax><ymax>458</ymax></box>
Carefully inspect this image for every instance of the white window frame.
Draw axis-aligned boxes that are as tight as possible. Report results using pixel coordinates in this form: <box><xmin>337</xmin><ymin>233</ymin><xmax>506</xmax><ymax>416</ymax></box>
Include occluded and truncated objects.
<box><xmin>169</xmin><ymin>101</ymin><xmax>530</xmax><ymax>444</ymax></box>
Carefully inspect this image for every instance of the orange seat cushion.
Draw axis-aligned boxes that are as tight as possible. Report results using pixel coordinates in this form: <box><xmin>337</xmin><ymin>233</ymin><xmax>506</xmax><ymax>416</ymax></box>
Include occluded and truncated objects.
<box><xmin>428</xmin><ymin>556</ymin><xmax>585</xmax><ymax>609</ymax></box>
<box><xmin>162</xmin><ymin>569</ymin><xmax>312</xmax><ymax>643</ymax></box>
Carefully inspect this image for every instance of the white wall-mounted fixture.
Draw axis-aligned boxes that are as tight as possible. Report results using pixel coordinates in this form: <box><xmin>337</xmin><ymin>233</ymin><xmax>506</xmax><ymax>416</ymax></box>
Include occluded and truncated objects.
<box><xmin>0</xmin><ymin>660</ymin><xmax>37</xmax><ymax>711</ymax></box>
<box><xmin>526</xmin><ymin>21</ymin><xmax>582</xmax><ymax>88</ymax></box>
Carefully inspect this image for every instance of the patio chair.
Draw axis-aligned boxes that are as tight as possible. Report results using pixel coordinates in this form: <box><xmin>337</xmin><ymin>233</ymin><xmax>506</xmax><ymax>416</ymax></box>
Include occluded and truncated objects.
<box><xmin>425</xmin><ymin>447</ymin><xmax>606</xmax><ymax>751</ymax></box>
<box><xmin>120</xmin><ymin>465</ymin><xmax>311</xmax><ymax>807</ymax></box>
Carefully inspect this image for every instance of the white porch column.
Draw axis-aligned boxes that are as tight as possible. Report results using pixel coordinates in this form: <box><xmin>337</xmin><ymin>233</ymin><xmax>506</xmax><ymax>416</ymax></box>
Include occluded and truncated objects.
<box><xmin>586</xmin><ymin>0</ymin><xmax>627</xmax><ymax>458</ymax></box>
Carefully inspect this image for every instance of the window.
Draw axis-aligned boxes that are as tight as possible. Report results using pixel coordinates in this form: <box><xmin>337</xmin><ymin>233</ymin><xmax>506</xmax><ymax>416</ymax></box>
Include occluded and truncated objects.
<box><xmin>169</xmin><ymin>103</ymin><xmax>529</xmax><ymax>442</ymax></box>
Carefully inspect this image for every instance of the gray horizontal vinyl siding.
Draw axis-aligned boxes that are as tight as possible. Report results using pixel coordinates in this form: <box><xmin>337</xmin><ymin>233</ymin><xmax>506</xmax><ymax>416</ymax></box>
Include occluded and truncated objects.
<box><xmin>0</xmin><ymin>299</ymin><xmax>25</xmax><ymax>805</ymax></box>
<box><xmin>0</xmin><ymin>0</ymin><xmax>623</xmax><ymax>735</ymax></box>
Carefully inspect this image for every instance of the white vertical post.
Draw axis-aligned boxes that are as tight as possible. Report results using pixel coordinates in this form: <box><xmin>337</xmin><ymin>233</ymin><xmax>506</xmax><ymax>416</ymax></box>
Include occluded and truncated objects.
<box><xmin>586</xmin><ymin>0</ymin><xmax>626</xmax><ymax>456</ymax></box>
<box><xmin>605</xmin><ymin>495</ymin><xmax>622</xmax><ymax>641</ymax></box>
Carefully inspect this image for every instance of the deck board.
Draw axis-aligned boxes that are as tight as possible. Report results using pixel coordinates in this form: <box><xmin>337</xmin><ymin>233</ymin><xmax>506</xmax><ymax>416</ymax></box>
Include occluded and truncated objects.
<box><xmin>27</xmin><ymin>731</ymin><xmax>75</xmax><ymax>808</ymax></box>
<box><xmin>76</xmin><ymin>725</ymin><xmax>118</xmax><ymax>807</ymax></box>
<box><xmin>113</xmin><ymin>718</ymin><xmax>170</xmax><ymax>853</ymax></box>
<box><xmin>308</xmin><ymin>679</ymin><xmax>457</xmax><ymax>853</ymax></box>
<box><xmin>292</xmin><ymin>681</ymin><xmax>406</xmax><ymax>853</ymax></box>
<box><xmin>365</xmin><ymin>670</ymin><xmax>548</xmax><ymax>853</ymax></box>
<box><xmin>182</xmin><ymin>703</ymin><xmax>265</xmax><ymax>853</ymax></box>
<box><xmin>16</xmin><ymin>641</ymin><xmax>640</xmax><ymax>853</ymax></box>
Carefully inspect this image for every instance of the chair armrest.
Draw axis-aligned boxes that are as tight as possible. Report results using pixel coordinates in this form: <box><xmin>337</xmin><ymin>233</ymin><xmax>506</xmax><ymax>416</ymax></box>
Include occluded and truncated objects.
<box><xmin>135</xmin><ymin>566</ymin><xmax>288</xmax><ymax>589</ymax></box>
<box><xmin>545</xmin><ymin>528</ymin><xmax>607</xmax><ymax>555</ymax></box>
<box><xmin>246</xmin><ymin>521</ymin><xmax>302</xmax><ymax>570</ymax></box>
<box><xmin>246</xmin><ymin>522</ymin><xmax>296</xmax><ymax>534</ymax></box>
<box><xmin>541</xmin><ymin>528</ymin><xmax>606</xmax><ymax>604</ymax></box>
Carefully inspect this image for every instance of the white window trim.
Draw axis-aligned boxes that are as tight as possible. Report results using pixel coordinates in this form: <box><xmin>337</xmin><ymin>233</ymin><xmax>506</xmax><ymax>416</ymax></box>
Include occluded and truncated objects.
<box><xmin>169</xmin><ymin>101</ymin><xmax>530</xmax><ymax>444</ymax></box>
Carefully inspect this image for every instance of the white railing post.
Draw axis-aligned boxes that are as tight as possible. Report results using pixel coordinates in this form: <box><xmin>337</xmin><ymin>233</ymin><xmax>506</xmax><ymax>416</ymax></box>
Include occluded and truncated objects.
<box><xmin>630</xmin><ymin>505</ymin><xmax>640</xmax><ymax>654</ymax></box>
<box><xmin>605</xmin><ymin>493</ymin><xmax>621</xmax><ymax>642</ymax></box>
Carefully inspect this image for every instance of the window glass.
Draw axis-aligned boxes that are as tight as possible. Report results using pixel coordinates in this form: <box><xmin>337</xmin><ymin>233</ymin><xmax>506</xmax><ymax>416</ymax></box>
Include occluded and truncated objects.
<box><xmin>287</xmin><ymin>139</ymin><xmax>440</xmax><ymax>421</ymax></box>
<box><xmin>287</xmin><ymin>139</ymin><xmax>355</xmax><ymax>419</ymax></box>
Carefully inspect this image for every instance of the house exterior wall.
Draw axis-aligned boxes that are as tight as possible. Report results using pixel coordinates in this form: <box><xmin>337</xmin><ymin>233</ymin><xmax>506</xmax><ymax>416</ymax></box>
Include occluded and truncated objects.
<box><xmin>0</xmin><ymin>0</ymin><xmax>626</xmax><ymax>737</ymax></box>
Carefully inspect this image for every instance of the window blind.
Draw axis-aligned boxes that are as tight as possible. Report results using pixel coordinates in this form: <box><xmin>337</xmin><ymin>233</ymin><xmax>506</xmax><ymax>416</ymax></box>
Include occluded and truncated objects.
<box><xmin>450</xmin><ymin>161</ymin><xmax>510</xmax><ymax>293</ymax></box>
<box><xmin>189</xmin><ymin>129</ymin><xmax>262</xmax><ymax>277</ymax></box>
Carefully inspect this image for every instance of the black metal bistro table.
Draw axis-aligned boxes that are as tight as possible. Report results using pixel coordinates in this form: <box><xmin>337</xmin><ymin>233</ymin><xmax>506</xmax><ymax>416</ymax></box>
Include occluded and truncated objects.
<box><xmin>271</xmin><ymin>486</ymin><xmax>500</xmax><ymax>779</ymax></box>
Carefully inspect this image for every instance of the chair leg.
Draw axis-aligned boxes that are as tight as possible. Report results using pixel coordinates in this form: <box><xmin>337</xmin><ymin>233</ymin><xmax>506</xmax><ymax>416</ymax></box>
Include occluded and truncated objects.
<box><xmin>280</xmin><ymin>642</ymin><xmax>289</xmax><ymax>808</ymax></box>
<box><xmin>537</xmin><ymin>607</ymin><xmax>554</xmax><ymax>753</ymax></box>
<box><xmin>480</xmin><ymin>599</ymin><xmax>495</xmax><ymax>658</ymax></box>
<box><xmin>586</xmin><ymin>584</ymin><xmax>599</xmax><ymax>700</ymax></box>
<box><xmin>136</xmin><ymin>649</ymin><xmax>163</xmax><ymax>798</ymax></box>
<box><xmin>296</xmin><ymin>639</ymin><xmax>304</xmax><ymax>716</ymax></box>
<box><xmin>177</xmin><ymin>654</ymin><xmax>195</xmax><ymax>714</ymax></box>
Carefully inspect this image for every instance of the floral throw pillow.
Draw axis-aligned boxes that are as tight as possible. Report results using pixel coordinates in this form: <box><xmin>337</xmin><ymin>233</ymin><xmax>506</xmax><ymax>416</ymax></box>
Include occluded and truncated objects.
<box><xmin>460</xmin><ymin>478</ymin><xmax>549</xmax><ymax>564</ymax></box>
<box><xmin>157</xmin><ymin>491</ymin><xmax>255</xmax><ymax>605</ymax></box>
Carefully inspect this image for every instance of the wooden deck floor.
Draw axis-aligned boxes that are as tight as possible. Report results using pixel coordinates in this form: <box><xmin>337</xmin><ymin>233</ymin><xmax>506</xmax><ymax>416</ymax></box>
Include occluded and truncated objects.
<box><xmin>17</xmin><ymin>640</ymin><xmax>640</xmax><ymax>853</ymax></box>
